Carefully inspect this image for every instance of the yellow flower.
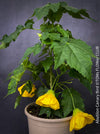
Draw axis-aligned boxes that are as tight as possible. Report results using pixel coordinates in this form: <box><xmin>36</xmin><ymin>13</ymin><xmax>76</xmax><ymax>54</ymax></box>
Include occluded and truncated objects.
<box><xmin>70</xmin><ymin>108</ymin><xmax>95</xmax><ymax>132</ymax></box>
<box><xmin>36</xmin><ymin>89</ymin><xmax>60</xmax><ymax>110</ymax></box>
<box><xmin>37</xmin><ymin>33</ymin><xmax>42</xmax><ymax>38</ymax></box>
<box><xmin>18</xmin><ymin>83</ymin><xmax>36</xmax><ymax>98</ymax></box>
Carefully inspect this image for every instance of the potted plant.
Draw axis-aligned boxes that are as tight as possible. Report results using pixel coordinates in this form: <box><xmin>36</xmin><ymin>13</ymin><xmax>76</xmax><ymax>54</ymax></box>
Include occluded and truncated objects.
<box><xmin>0</xmin><ymin>1</ymin><xmax>95</xmax><ymax>134</ymax></box>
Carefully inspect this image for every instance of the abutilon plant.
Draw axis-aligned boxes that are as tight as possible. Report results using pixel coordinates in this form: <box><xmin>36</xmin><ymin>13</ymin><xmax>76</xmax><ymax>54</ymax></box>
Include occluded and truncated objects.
<box><xmin>0</xmin><ymin>1</ymin><xmax>96</xmax><ymax>131</ymax></box>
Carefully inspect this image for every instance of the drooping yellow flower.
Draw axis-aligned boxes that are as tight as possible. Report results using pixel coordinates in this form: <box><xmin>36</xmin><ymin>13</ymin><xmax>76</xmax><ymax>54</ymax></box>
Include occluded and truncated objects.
<box><xmin>70</xmin><ymin>108</ymin><xmax>95</xmax><ymax>132</ymax></box>
<box><xmin>18</xmin><ymin>83</ymin><xmax>36</xmax><ymax>98</ymax></box>
<box><xmin>36</xmin><ymin>89</ymin><xmax>60</xmax><ymax>110</ymax></box>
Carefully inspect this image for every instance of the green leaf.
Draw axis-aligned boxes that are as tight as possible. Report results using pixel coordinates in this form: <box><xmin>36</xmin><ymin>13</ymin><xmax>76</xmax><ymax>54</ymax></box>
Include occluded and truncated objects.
<box><xmin>25</xmin><ymin>19</ymin><xmax>34</xmax><ymax>29</ymax></box>
<box><xmin>45</xmin><ymin>7</ymin><xmax>65</xmax><ymax>23</ymax></box>
<box><xmin>0</xmin><ymin>19</ymin><xmax>34</xmax><ymax>49</ymax></box>
<box><xmin>22</xmin><ymin>58</ymin><xmax>34</xmax><ymax>71</ymax></box>
<box><xmin>57</xmin><ymin>25</ymin><xmax>69</xmax><ymax>38</ymax></box>
<box><xmin>39</xmin><ymin>107</ymin><xmax>51</xmax><ymax>118</ymax></box>
<box><xmin>31</xmin><ymin>63</ymin><xmax>44</xmax><ymax>81</ymax></box>
<box><xmin>52</xmin><ymin>109</ymin><xmax>63</xmax><ymax>118</ymax></box>
<box><xmin>7</xmin><ymin>78</ymin><xmax>18</xmax><ymax>96</ymax></box>
<box><xmin>40</xmin><ymin>23</ymin><xmax>73</xmax><ymax>41</ymax></box>
<box><xmin>0</xmin><ymin>25</ymin><xmax>24</xmax><ymax>49</ymax></box>
<box><xmin>39</xmin><ymin>106</ymin><xmax>63</xmax><ymax>118</ymax></box>
<box><xmin>61</xmin><ymin>88</ymin><xmax>85</xmax><ymax>117</ymax></box>
<box><xmin>39</xmin><ymin>45</ymin><xmax>49</xmax><ymax>57</ymax></box>
<box><xmin>33</xmin><ymin>5</ymin><xmax>49</xmax><ymax>20</ymax></box>
<box><xmin>20</xmin><ymin>43</ymin><xmax>42</xmax><ymax>62</ymax></box>
<box><xmin>41</xmin><ymin>57</ymin><xmax>53</xmax><ymax>73</ymax></box>
<box><xmin>22</xmin><ymin>80</ymin><xmax>33</xmax><ymax>93</ymax></box>
<box><xmin>40</xmin><ymin>22</ymin><xmax>58</xmax><ymax>33</ymax></box>
<box><xmin>67</xmin><ymin>29</ymin><xmax>74</xmax><ymax>39</ymax></box>
<box><xmin>60</xmin><ymin>2</ymin><xmax>94</xmax><ymax>20</ymax></box>
<box><xmin>42</xmin><ymin>32</ymin><xmax>61</xmax><ymax>41</ymax></box>
<box><xmin>32</xmin><ymin>2</ymin><xmax>67</xmax><ymax>22</ymax></box>
<box><xmin>59</xmin><ymin>64</ymin><xmax>69</xmax><ymax>75</ymax></box>
<box><xmin>52</xmin><ymin>39</ymin><xmax>94</xmax><ymax>81</ymax></box>
<box><xmin>69</xmin><ymin>69</ymin><xmax>92</xmax><ymax>94</ymax></box>
<box><xmin>32</xmin><ymin>2</ymin><xmax>60</xmax><ymax>20</ymax></box>
<box><xmin>36</xmin><ymin>87</ymin><xmax>48</xmax><ymax>97</ymax></box>
<box><xmin>0</xmin><ymin>35</ymin><xmax>10</xmax><ymax>49</ymax></box>
<box><xmin>22</xmin><ymin>58</ymin><xmax>43</xmax><ymax>81</ymax></box>
<box><xmin>14</xmin><ymin>95</ymin><xmax>21</xmax><ymax>109</ymax></box>
<box><xmin>7</xmin><ymin>64</ymin><xmax>26</xmax><ymax>96</ymax></box>
<box><xmin>32</xmin><ymin>2</ymin><xmax>66</xmax><ymax>22</ymax></box>
<box><xmin>32</xmin><ymin>1</ymin><xmax>94</xmax><ymax>23</ymax></box>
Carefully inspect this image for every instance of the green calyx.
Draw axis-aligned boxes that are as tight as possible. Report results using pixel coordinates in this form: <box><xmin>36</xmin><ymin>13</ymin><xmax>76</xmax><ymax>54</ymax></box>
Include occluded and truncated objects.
<box><xmin>73</xmin><ymin>108</ymin><xmax>82</xmax><ymax>116</ymax></box>
<box><xmin>47</xmin><ymin>89</ymin><xmax>55</xmax><ymax>96</ymax></box>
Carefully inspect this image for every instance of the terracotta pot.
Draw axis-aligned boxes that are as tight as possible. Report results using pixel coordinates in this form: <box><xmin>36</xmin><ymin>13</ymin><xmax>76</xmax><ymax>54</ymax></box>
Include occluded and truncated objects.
<box><xmin>25</xmin><ymin>103</ymin><xmax>74</xmax><ymax>134</ymax></box>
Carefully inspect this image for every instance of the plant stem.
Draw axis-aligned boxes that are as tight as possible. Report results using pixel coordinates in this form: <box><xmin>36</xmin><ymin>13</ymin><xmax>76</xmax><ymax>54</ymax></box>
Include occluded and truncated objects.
<box><xmin>52</xmin><ymin>76</ymin><xmax>58</xmax><ymax>90</ymax></box>
<box><xmin>67</xmin><ymin>87</ymin><xmax>76</xmax><ymax>109</ymax></box>
<box><xmin>33</xmin><ymin>28</ymin><xmax>41</xmax><ymax>31</ymax></box>
<box><xmin>50</xmin><ymin>66</ymin><xmax>53</xmax><ymax>89</ymax></box>
<box><xmin>57</xmin><ymin>84</ymin><xmax>64</xmax><ymax>90</ymax></box>
<box><xmin>38</xmin><ymin>77</ymin><xmax>47</xmax><ymax>88</ymax></box>
<box><xmin>59</xmin><ymin>81</ymin><xmax>72</xmax><ymax>84</ymax></box>
<box><xmin>53</xmin><ymin>71</ymin><xmax>60</xmax><ymax>91</ymax></box>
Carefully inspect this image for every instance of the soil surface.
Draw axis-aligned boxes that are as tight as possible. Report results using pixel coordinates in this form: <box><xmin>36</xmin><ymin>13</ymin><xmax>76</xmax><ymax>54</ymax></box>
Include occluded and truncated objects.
<box><xmin>27</xmin><ymin>103</ymin><xmax>72</xmax><ymax>119</ymax></box>
<box><xmin>27</xmin><ymin>103</ymin><xmax>41</xmax><ymax>117</ymax></box>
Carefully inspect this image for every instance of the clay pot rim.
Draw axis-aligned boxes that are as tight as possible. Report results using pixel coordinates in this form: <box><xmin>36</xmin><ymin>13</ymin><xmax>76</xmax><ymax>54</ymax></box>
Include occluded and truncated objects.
<box><xmin>25</xmin><ymin>103</ymin><xmax>72</xmax><ymax>123</ymax></box>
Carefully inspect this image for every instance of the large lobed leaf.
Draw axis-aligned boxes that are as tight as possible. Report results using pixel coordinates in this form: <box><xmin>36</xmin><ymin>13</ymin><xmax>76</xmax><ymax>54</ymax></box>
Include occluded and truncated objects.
<box><xmin>32</xmin><ymin>2</ymin><xmax>94</xmax><ymax>22</ymax></box>
<box><xmin>51</xmin><ymin>39</ymin><xmax>94</xmax><ymax>81</ymax></box>
<box><xmin>61</xmin><ymin>88</ymin><xmax>85</xmax><ymax>117</ymax></box>
<box><xmin>32</xmin><ymin>2</ymin><xmax>60</xmax><ymax>20</ymax></box>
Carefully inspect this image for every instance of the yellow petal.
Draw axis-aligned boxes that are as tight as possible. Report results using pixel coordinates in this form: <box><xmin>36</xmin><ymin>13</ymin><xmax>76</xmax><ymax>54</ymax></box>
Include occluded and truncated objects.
<box><xmin>70</xmin><ymin>116</ymin><xmax>75</xmax><ymax>131</ymax></box>
<box><xmin>36</xmin><ymin>89</ymin><xmax>60</xmax><ymax>110</ymax></box>
<box><xmin>70</xmin><ymin>108</ymin><xmax>95</xmax><ymax>132</ymax></box>
<box><xmin>70</xmin><ymin>115</ymin><xmax>85</xmax><ymax>131</ymax></box>
<box><xmin>74</xmin><ymin>114</ymin><xmax>86</xmax><ymax>130</ymax></box>
<box><xmin>78</xmin><ymin>112</ymin><xmax>95</xmax><ymax>124</ymax></box>
<box><xmin>18</xmin><ymin>83</ymin><xmax>25</xmax><ymax>94</ymax></box>
<box><xmin>18</xmin><ymin>83</ymin><xmax>36</xmax><ymax>98</ymax></box>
